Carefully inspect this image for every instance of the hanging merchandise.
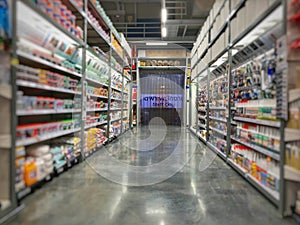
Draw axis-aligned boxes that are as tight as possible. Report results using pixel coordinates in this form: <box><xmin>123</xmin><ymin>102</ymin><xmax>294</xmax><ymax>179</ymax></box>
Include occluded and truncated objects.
<box><xmin>0</xmin><ymin>0</ymin><xmax>10</xmax><ymax>50</ymax></box>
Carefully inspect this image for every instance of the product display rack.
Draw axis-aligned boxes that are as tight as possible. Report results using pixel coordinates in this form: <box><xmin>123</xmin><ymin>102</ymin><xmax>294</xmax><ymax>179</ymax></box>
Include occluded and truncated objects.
<box><xmin>189</xmin><ymin>0</ymin><xmax>296</xmax><ymax>218</ymax></box>
<box><xmin>0</xmin><ymin>0</ymin><xmax>133</xmax><ymax>221</ymax></box>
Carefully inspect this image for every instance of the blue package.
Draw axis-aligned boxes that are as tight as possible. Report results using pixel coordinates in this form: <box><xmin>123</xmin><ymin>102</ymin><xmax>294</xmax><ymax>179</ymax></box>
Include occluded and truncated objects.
<box><xmin>0</xmin><ymin>0</ymin><xmax>10</xmax><ymax>38</ymax></box>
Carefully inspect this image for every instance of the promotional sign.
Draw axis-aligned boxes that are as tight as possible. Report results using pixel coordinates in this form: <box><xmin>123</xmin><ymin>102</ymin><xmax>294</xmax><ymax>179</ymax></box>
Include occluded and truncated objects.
<box><xmin>141</xmin><ymin>94</ymin><xmax>183</xmax><ymax>108</ymax></box>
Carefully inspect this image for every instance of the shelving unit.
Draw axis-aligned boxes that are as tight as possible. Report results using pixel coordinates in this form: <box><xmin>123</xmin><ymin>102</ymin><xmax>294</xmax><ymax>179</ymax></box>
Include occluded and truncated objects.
<box><xmin>189</xmin><ymin>0</ymin><xmax>292</xmax><ymax>217</ymax></box>
<box><xmin>0</xmin><ymin>0</ymin><xmax>133</xmax><ymax>220</ymax></box>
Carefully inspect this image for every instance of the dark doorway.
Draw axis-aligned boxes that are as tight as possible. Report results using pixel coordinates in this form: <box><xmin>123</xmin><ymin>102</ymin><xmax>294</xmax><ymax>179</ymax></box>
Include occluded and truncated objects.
<box><xmin>139</xmin><ymin>69</ymin><xmax>185</xmax><ymax>126</ymax></box>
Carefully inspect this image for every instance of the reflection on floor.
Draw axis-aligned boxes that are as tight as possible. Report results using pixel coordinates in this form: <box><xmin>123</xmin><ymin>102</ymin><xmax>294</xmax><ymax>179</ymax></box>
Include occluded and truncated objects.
<box><xmin>5</xmin><ymin>126</ymin><xmax>296</xmax><ymax>225</ymax></box>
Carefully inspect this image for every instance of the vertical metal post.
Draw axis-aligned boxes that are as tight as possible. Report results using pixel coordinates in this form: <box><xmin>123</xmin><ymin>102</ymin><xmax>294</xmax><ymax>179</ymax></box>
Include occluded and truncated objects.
<box><xmin>183</xmin><ymin>56</ymin><xmax>188</xmax><ymax>127</ymax></box>
<box><xmin>10</xmin><ymin>0</ymin><xmax>18</xmax><ymax>208</ymax></box>
<box><xmin>226</xmin><ymin>0</ymin><xmax>232</xmax><ymax>159</ymax></box>
<box><xmin>120</xmin><ymin>49</ymin><xmax>125</xmax><ymax>135</ymax></box>
<box><xmin>188</xmin><ymin>77</ymin><xmax>192</xmax><ymax>128</ymax></box>
<box><xmin>107</xmin><ymin>31</ymin><xmax>112</xmax><ymax>139</ymax></box>
<box><xmin>80</xmin><ymin>0</ymin><xmax>88</xmax><ymax>159</ymax></box>
<box><xmin>206</xmin><ymin>67</ymin><xmax>210</xmax><ymax>142</ymax></box>
<box><xmin>136</xmin><ymin>60</ymin><xmax>140</xmax><ymax>127</ymax></box>
<box><xmin>279</xmin><ymin>0</ymin><xmax>287</xmax><ymax>217</ymax></box>
<box><xmin>128</xmin><ymin>56</ymin><xmax>133</xmax><ymax>129</ymax></box>
<box><xmin>226</xmin><ymin>49</ymin><xmax>232</xmax><ymax>158</ymax></box>
<box><xmin>195</xmin><ymin>78</ymin><xmax>199</xmax><ymax>131</ymax></box>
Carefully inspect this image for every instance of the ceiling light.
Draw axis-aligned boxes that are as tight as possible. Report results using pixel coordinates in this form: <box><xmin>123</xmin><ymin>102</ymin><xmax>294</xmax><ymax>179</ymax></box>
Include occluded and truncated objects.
<box><xmin>161</xmin><ymin>8</ymin><xmax>167</xmax><ymax>23</ymax></box>
<box><xmin>162</xmin><ymin>26</ymin><xmax>167</xmax><ymax>38</ymax></box>
<box><xmin>146</xmin><ymin>42</ymin><xmax>168</xmax><ymax>46</ymax></box>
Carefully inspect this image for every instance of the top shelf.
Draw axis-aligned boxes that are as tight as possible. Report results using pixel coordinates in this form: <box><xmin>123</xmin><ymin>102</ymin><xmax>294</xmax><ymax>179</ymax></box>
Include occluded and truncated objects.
<box><xmin>139</xmin><ymin>66</ymin><xmax>186</xmax><ymax>70</ymax></box>
<box><xmin>19</xmin><ymin>0</ymin><xmax>84</xmax><ymax>47</ymax></box>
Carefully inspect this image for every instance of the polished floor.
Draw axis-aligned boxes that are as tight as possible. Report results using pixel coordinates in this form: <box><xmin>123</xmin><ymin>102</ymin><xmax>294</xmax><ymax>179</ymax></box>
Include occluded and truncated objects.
<box><xmin>5</xmin><ymin>126</ymin><xmax>296</xmax><ymax>225</ymax></box>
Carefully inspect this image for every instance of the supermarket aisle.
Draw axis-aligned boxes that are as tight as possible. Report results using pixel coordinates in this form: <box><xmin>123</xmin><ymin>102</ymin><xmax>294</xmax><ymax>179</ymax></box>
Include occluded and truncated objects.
<box><xmin>5</xmin><ymin>126</ymin><xmax>296</xmax><ymax>225</ymax></box>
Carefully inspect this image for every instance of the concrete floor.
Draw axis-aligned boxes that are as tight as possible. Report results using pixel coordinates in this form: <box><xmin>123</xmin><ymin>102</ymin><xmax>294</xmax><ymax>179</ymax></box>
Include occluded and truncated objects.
<box><xmin>5</xmin><ymin>126</ymin><xmax>296</xmax><ymax>225</ymax></box>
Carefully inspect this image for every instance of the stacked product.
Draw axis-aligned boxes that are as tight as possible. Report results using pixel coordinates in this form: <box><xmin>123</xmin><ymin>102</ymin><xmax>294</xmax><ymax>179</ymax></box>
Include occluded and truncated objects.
<box><xmin>111</xmin><ymin>72</ymin><xmax>122</xmax><ymax>90</ymax></box>
<box><xmin>87</xmin><ymin>99</ymin><xmax>107</xmax><ymax>111</ymax></box>
<box><xmin>141</xmin><ymin>60</ymin><xmax>181</xmax><ymax>67</ymax></box>
<box><xmin>85</xmin><ymin>113</ymin><xmax>107</xmax><ymax>126</ymax></box>
<box><xmin>86</xmin><ymin>53</ymin><xmax>109</xmax><ymax>84</ymax></box>
<box><xmin>36</xmin><ymin>0</ymin><xmax>83</xmax><ymax>39</ymax></box>
<box><xmin>16</xmin><ymin>119</ymin><xmax>79</xmax><ymax>143</ymax></box>
<box><xmin>110</xmin><ymin>111</ymin><xmax>121</xmax><ymax>121</ymax></box>
<box><xmin>22</xmin><ymin>145</ymin><xmax>54</xmax><ymax>187</ymax></box>
<box><xmin>208</xmin><ymin>74</ymin><xmax>228</xmax><ymax>154</ymax></box>
<box><xmin>17</xmin><ymin>92</ymin><xmax>79</xmax><ymax>112</ymax></box>
<box><xmin>232</xmin><ymin>51</ymin><xmax>278</xmax><ymax>122</ymax></box>
<box><xmin>111</xmin><ymin>101</ymin><xmax>121</xmax><ymax>109</ymax></box>
<box><xmin>17</xmin><ymin>65</ymin><xmax>79</xmax><ymax>92</ymax></box>
<box><xmin>231</xmin><ymin>144</ymin><xmax>279</xmax><ymax>191</ymax></box>
<box><xmin>50</xmin><ymin>145</ymin><xmax>66</xmax><ymax>173</ymax></box>
<box><xmin>235</xmin><ymin>122</ymin><xmax>280</xmax><ymax>152</ymax></box>
<box><xmin>87</xmin><ymin>10</ymin><xmax>110</xmax><ymax>42</ymax></box>
<box><xmin>84</xmin><ymin>128</ymin><xmax>107</xmax><ymax>154</ymax></box>
<box><xmin>112</xmin><ymin>121</ymin><xmax>121</xmax><ymax>136</ymax></box>
<box><xmin>15</xmin><ymin>146</ymin><xmax>26</xmax><ymax>192</ymax></box>
<box><xmin>87</xmin><ymin>86</ymin><xmax>108</xmax><ymax>97</ymax></box>
<box><xmin>111</xmin><ymin>90</ymin><xmax>121</xmax><ymax>99</ymax></box>
<box><xmin>51</xmin><ymin>137</ymin><xmax>81</xmax><ymax>167</ymax></box>
<box><xmin>111</xmin><ymin>34</ymin><xmax>123</xmax><ymax>57</ymax></box>
<box><xmin>111</xmin><ymin>57</ymin><xmax>122</xmax><ymax>72</ymax></box>
<box><xmin>197</xmin><ymin>84</ymin><xmax>207</xmax><ymax>138</ymax></box>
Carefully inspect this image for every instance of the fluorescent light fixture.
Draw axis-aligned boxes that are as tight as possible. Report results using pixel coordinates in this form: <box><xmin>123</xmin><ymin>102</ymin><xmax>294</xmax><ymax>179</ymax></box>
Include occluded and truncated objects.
<box><xmin>162</xmin><ymin>26</ymin><xmax>167</xmax><ymax>37</ymax></box>
<box><xmin>146</xmin><ymin>42</ymin><xmax>168</xmax><ymax>46</ymax></box>
<box><xmin>161</xmin><ymin>8</ymin><xmax>167</xmax><ymax>23</ymax></box>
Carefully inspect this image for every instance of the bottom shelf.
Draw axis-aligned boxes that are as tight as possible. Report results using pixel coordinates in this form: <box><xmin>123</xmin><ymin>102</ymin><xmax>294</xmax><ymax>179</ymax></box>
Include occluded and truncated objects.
<box><xmin>247</xmin><ymin>174</ymin><xmax>279</xmax><ymax>205</ymax></box>
<box><xmin>227</xmin><ymin>159</ymin><xmax>248</xmax><ymax>177</ymax></box>
<box><xmin>0</xmin><ymin>200</ymin><xmax>11</xmax><ymax>211</ymax></box>
<box><xmin>207</xmin><ymin>142</ymin><xmax>227</xmax><ymax>161</ymax></box>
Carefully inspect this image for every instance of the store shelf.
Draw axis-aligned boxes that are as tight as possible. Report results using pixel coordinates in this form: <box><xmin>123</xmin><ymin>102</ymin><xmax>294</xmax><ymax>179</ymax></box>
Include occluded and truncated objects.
<box><xmin>231</xmin><ymin>136</ymin><xmax>280</xmax><ymax>161</ymax></box>
<box><xmin>198</xmin><ymin>115</ymin><xmax>207</xmax><ymax>120</ymax></box>
<box><xmin>111</xmin><ymin>118</ymin><xmax>122</xmax><ymax>123</ymax></box>
<box><xmin>17</xmin><ymin>109</ymin><xmax>81</xmax><ymax>116</ymax></box>
<box><xmin>284</xmin><ymin>165</ymin><xmax>300</xmax><ymax>182</ymax></box>
<box><xmin>139</xmin><ymin>66</ymin><xmax>186</xmax><ymax>69</ymax></box>
<box><xmin>111</xmin><ymin>98</ymin><xmax>122</xmax><ymax>101</ymax></box>
<box><xmin>285</xmin><ymin>128</ymin><xmax>300</xmax><ymax>142</ymax></box>
<box><xmin>20</xmin><ymin>0</ymin><xmax>84</xmax><ymax>46</ymax></box>
<box><xmin>111</xmin><ymin>47</ymin><xmax>125</xmax><ymax>65</ymax></box>
<box><xmin>198</xmin><ymin>135</ymin><xmax>206</xmax><ymax>143</ymax></box>
<box><xmin>199</xmin><ymin>123</ymin><xmax>206</xmax><ymax>129</ymax></box>
<box><xmin>17</xmin><ymin>80</ymin><xmax>81</xmax><ymax>95</ymax></box>
<box><xmin>0</xmin><ymin>134</ymin><xmax>11</xmax><ymax>148</ymax></box>
<box><xmin>17</xmin><ymin>51</ymin><xmax>82</xmax><ymax>78</ymax></box>
<box><xmin>87</xmin><ymin>0</ymin><xmax>110</xmax><ymax>30</ymax></box>
<box><xmin>87</xmin><ymin>93</ymin><xmax>108</xmax><ymax>99</ymax></box>
<box><xmin>209</xmin><ymin>116</ymin><xmax>227</xmax><ymax>123</ymax></box>
<box><xmin>87</xmin><ymin>108</ymin><xmax>108</xmax><ymax>112</ymax></box>
<box><xmin>0</xmin><ymin>85</ymin><xmax>12</xmax><ymax>99</ymax></box>
<box><xmin>209</xmin><ymin>106</ymin><xmax>227</xmax><ymax>110</ymax></box>
<box><xmin>207</xmin><ymin>142</ymin><xmax>227</xmax><ymax>161</ymax></box>
<box><xmin>86</xmin><ymin>15</ymin><xmax>110</xmax><ymax>46</ymax></box>
<box><xmin>233</xmin><ymin>117</ymin><xmax>280</xmax><ymax>128</ymax></box>
<box><xmin>16</xmin><ymin>128</ymin><xmax>81</xmax><ymax>147</ymax></box>
<box><xmin>209</xmin><ymin>127</ymin><xmax>227</xmax><ymax>136</ymax></box>
<box><xmin>86</xmin><ymin>77</ymin><xmax>109</xmax><ymax>87</ymax></box>
<box><xmin>85</xmin><ymin>121</ymin><xmax>107</xmax><ymax>129</ymax></box>
<box><xmin>110</xmin><ymin>108</ymin><xmax>122</xmax><ymax>111</ymax></box>
<box><xmin>227</xmin><ymin>159</ymin><xmax>248</xmax><ymax>177</ymax></box>
<box><xmin>246</xmin><ymin>174</ymin><xmax>279</xmax><ymax>205</ymax></box>
<box><xmin>111</xmin><ymin>86</ymin><xmax>122</xmax><ymax>92</ymax></box>
<box><xmin>289</xmin><ymin>88</ymin><xmax>300</xmax><ymax>103</ymax></box>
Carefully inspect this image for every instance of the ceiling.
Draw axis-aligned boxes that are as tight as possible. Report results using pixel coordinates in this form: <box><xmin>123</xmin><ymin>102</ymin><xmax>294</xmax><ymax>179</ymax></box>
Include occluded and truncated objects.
<box><xmin>100</xmin><ymin>0</ymin><xmax>215</xmax><ymax>49</ymax></box>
